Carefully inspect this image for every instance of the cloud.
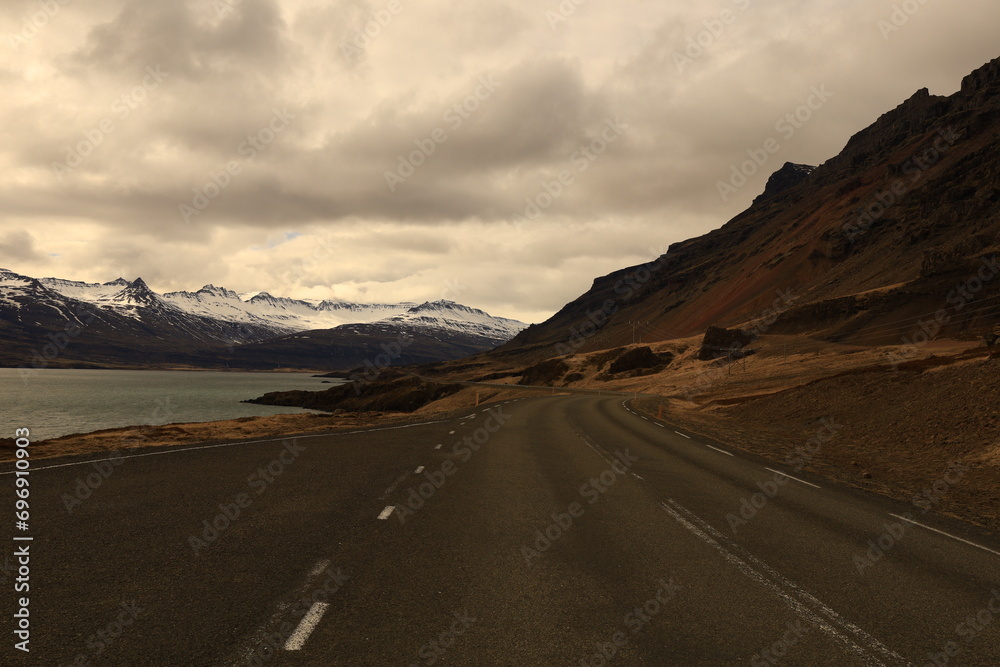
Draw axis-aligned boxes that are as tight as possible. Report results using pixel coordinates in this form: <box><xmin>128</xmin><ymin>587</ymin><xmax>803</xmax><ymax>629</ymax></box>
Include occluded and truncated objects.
<box><xmin>0</xmin><ymin>230</ymin><xmax>45</xmax><ymax>265</ymax></box>
<box><xmin>69</xmin><ymin>0</ymin><xmax>292</xmax><ymax>81</ymax></box>
<box><xmin>0</xmin><ymin>0</ymin><xmax>998</xmax><ymax>322</ymax></box>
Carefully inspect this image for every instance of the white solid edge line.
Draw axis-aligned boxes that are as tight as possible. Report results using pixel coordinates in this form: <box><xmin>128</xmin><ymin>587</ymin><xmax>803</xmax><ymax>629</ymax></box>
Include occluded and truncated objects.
<box><xmin>415</xmin><ymin>466</ymin><xmax>425</xmax><ymax>474</ymax></box>
<box><xmin>705</xmin><ymin>444</ymin><xmax>734</xmax><ymax>457</ymax></box>
<box><xmin>377</xmin><ymin>506</ymin><xmax>395</xmax><ymax>520</ymax></box>
<box><xmin>674</xmin><ymin>431</ymin><xmax>691</xmax><ymax>439</ymax></box>
<box><xmin>890</xmin><ymin>513</ymin><xmax>1000</xmax><ymax>558</ymax></box>
<box><xmin>661</xmin><ymin>500</ymin><xmax>903</xmax><ymax>663</ymax></box>
<box><xmin>0</xmin><ymin>419</ymin><xmax>451</xmax><ymax>475</ymax></box>
<box><xmin>765</xmin><ymin>467</ymin><xmax>821</xmax><ymax>489</ymax></box>
<box><xmin>284</xmin><ymin>602</ymin><xmax>330</xmax><ymax>651</ymax></box>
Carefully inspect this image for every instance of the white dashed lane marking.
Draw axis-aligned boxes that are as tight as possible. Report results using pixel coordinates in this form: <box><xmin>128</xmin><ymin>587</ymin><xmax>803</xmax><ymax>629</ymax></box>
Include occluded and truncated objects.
<box><xmin>765</xmin><ymin>467</ymin><xmax>821</xmax><ymax>489</ymax></box>
<box><xmin>415</xmin><ymin>466</ymin><xmax>425</xmax><ymax>474</ymax></box>
<box><xmin>705</xmin><ymin>444</ymin><xmax>734</xmax><ymax>457</ymax></box>
<box><xmin>284</xmin><ymin>602</ymin><xmax>330</xmax><ymax>651</ymax></box>
<box><xmin>377</xmin><ymin>506</ymin><xmax>395</xmax><ymax>520</ymax></box>
<box><xmin>674</xmin><ymin>431</ymin><xmax>691</xmax><ymax>439</ymax></box>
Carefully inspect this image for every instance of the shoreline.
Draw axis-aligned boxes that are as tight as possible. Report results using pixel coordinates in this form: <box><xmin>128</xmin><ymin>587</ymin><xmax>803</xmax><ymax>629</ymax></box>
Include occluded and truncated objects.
<box><xmin>0</xmin><ymin>365</ymin><xmax>331</xmax><ymax>374</ymax></box>
<box><xmin>0</xmin><ymin>411</ymin><xmax>428</xmax><ymax>463</ymax></box>
<box><xmin>0</xmin><ymin>383</ymin><xmax>542</xmax><ymax>463</ymax></box>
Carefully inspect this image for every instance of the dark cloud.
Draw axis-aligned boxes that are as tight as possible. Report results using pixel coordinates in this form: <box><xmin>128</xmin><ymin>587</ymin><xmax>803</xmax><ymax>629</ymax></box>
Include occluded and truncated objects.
<box><xmin>0</xmin><ymin>0</ymin><xmax>998</xmax><ymax>321</ymax></box>
<box><xmin>70</xmin><ymin>0</ymin><xmax>292</xmax><ymax>81</ymax></box>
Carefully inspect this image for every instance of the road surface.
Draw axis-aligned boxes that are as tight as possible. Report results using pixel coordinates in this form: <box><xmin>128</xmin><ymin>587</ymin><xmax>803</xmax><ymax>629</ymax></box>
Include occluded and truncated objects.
<box><xmin>3</xmin><ymin>395</ymin><xmax>999</xmax><ymax>665</ymax></box>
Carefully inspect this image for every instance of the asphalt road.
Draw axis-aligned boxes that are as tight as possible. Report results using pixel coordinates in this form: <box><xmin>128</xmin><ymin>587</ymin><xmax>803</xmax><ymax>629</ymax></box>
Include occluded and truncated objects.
<box><xmin>2</xmin><ymin>395</ymin><xmax>999</xmax><ymax>665</ymax></box>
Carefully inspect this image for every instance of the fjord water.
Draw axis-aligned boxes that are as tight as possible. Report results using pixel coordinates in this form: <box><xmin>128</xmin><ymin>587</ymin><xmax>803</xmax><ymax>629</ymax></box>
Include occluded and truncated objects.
<box><xmin>0</xmin><ymin>369</ymin><xmax>342</xmax><ymax>441</ymax></box>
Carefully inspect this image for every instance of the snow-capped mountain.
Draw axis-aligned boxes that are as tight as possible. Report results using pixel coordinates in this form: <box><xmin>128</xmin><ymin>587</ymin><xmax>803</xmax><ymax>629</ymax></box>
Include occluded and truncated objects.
<box><xmin>381</xmin><ymin>300</ymin><xmax>526</xmax><ymax>342</ymax></box>
<box><xmin>38</xmin><ymin>275</ymin><xmax>423</xmax><ymax>334</ymax></box>
<box><xmin>1</xmin><ymin>269</ymin><xmax>527</xmax><ymax>370</ymax></box>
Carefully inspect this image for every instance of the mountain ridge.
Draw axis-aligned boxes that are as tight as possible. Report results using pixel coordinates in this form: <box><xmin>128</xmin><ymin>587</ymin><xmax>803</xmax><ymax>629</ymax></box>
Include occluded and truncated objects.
<box><xmin>496</xmin><ymin>55</ymin><xmax>1000</xmax><ymax>361</ymax></box>
<box><xmin>0</xmin><ymin>268</ymin><xmax>527</xmax><ymax>370</ymax></box>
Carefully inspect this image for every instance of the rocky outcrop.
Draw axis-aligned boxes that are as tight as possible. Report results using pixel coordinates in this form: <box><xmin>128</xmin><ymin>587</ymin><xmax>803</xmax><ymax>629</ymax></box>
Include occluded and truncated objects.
<box><xmin>608</xmin><ymin>346</ymin><xmax>673</xmax><ymax>373</ymax></box>
<box><xmin>752</xmin><ymin>162</ymin><xmax>815</xmax><ymax>205</ymax></box>
<box><xmin>697</xmin><ymin>327</ymin><xmax>757</xmax><ymax>361</ymax></box>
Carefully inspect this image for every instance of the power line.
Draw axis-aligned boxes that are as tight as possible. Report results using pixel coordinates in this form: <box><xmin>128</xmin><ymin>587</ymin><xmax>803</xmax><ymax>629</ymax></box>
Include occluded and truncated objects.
<box><xmin>818</xmin><ymin>295</ymin><xmax>1000</xmax><ymax>337</ymax></box>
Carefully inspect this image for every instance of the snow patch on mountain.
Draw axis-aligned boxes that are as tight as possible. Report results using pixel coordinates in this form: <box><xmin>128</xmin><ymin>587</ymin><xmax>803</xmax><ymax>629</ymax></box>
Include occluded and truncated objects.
<box><xmin>23</xmin><ymin>271</ymin><xmax>527</xmax><ymax>343</ymax></box>
<box><xmin>381</xmin><ymin>300</ymin><xmax>527</xmax><ymax>341</ymax></box>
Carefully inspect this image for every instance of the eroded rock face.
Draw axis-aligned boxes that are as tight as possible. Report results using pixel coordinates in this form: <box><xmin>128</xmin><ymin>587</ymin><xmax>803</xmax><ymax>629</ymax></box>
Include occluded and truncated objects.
<box><xmin>608</xmin><ymin>346</ymin><xmax>673</xmax><ymax>374</ymax></box>
<box><xmin>697</xmin><ymin>327</ymin><xmax>757</xmax><ymax>361</ymax></box>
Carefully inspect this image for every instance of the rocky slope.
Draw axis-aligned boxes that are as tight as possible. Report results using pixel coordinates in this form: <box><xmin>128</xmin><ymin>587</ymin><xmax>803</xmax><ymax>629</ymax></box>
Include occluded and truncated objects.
<box><xmin>500</xmin><ymin>56</ymin><xmax>1000</xmax><ymax>361</ymax></box>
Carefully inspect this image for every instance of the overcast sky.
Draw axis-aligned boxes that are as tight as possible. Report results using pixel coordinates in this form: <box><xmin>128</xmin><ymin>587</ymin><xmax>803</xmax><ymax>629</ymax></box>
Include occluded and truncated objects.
<box><xmin>0</xmin><ymin>0</ymin><xmax>997</xmax><ymax>323</ymax></box>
